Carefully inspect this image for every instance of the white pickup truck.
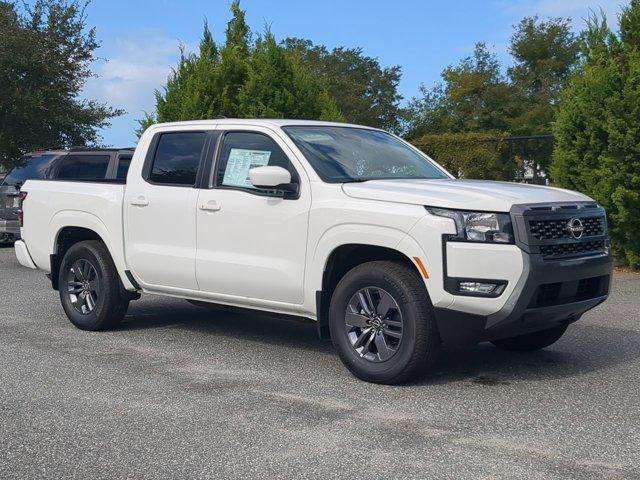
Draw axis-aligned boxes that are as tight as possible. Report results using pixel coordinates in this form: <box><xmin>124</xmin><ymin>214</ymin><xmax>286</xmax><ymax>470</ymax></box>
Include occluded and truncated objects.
<box><xmin>15</xmin><ymin>119</ymin><xmax>612</xmax><ymax>384</ymax></box>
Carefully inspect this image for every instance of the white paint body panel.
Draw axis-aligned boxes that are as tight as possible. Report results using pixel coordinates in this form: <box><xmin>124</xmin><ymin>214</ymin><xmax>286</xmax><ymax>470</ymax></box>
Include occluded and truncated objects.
<box><xmin>445</xmin><ymin>242</ymin><xmax>526</xmax><ymax>315</ymax></box>
<box><xmin>343</xmin><ymin>179</ymin><xmax>591</xmax><ymax>212</ymax></box>
<box><xmin>14</xmin><ymin>240</ymin><xmax>36</xmax><ymax>269</ymax></box>
<box><xmin>18</xmin><ymin>119</ymin><xmax>597</xmax><ymax>320</ymax></box>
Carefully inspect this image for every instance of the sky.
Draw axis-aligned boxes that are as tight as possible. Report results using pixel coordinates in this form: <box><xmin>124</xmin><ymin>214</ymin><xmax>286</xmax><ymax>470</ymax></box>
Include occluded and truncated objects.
<box><xmin>81</xmin><ymin>0</ymin><xmax>628</xmax><ymax>147</ymax></box>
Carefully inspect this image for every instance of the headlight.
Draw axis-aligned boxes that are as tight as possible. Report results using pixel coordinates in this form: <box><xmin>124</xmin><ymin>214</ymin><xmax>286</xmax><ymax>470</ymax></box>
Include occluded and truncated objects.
<box><xmin>428</xmin><ymin>208</ymin><xmax>514</xmax><ymax>244</ymax></box>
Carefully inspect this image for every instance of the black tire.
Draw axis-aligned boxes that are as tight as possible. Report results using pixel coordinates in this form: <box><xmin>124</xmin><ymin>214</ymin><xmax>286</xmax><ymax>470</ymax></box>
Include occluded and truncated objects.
<box><xmin>328</xmin><ymin>260</ymin><xmax>440</xmax><ymax>384</ymax></box>
<box><xmin>58</xmin><ymin>240</ymin><xmax>129</xmax><ymax>331</ymax></box>
<box><xmin>490</xmin><ymin>324</ymin><xmax>568</xmax><ymax>352</ymax></box>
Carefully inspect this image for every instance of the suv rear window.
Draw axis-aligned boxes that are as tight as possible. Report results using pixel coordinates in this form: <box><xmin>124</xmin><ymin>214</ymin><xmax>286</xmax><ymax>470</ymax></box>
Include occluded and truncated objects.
<box><xmin>55</xmin><ymin>154</ymin><xmax>110</xmax><ymax>180</ymax></box>
<box><xmin>2</xmin><ymin>154</ymin><xmax>56</xmax><ymax>187</ymax></box>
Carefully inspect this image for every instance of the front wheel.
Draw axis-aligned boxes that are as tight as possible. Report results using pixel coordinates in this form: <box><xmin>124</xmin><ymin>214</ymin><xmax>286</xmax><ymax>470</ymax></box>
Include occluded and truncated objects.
<box><xmin>490</xmin><ymin>325</ymin><xmax>568</xmax><ymax>352</ymax></box>
<box><xmin>58</xmin><ymin>240</ymin><xmax>129</xmax><ymax>331</ymax></box>
<box><xmin>328</xmin><ymin>260</ymin><xmax>440</xmax><ymax>384</ymax></box>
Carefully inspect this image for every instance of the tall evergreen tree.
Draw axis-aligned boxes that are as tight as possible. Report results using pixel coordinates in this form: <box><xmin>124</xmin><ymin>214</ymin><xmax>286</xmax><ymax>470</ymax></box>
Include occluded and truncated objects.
<box><xmin>139</xmin><ymin>1</ymin><xmax>342</xmax><ymax>133</ymax></box>
<box><xmin>239</xmin><ymin>33</ymin><xmax>342</xmax><ymax>120</ymax></box>
<box><xmin>137</xmin><ymin>22</ymin><xmax>221</xmax><ymax>134</ymax></box>
<box><xmin>551</xmin><ymin>2</ymin><xmax>640</xmax><ymax>268</ymax></box>
<box><xmin>0</xmin><ymin>0</ymin><xmax>122</xmax><ymax>169</ymax></box>
<box><xmin>217</xmin><ymin>0</ymin><xmax>250</xmax><ymax>117</ymax></box>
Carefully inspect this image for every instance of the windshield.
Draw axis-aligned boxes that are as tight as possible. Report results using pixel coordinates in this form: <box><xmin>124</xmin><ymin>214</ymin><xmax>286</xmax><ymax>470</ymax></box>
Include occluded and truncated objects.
<box><xmin>283</xmin><ymin>126</ymin><xmax>449</xmax><ymax>183</ymax></box>
<box><xmin>2</xmin><ymin>154</ymin><xmax>56</xmax><ymax>187</ymax></box>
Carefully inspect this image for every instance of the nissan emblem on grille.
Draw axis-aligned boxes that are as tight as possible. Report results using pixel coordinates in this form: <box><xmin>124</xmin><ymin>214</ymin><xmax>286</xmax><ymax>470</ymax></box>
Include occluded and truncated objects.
<box><xmin>566</xmin><ymin>218</ymin><xmax>585</xmax><ymax>239</ymax></box>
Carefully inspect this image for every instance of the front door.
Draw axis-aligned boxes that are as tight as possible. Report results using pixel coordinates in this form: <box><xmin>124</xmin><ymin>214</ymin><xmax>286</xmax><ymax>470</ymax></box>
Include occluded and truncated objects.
<box><xmin>195</xmin><ymin>128</ymin><xmax>310</xmax><ymax>304</ymax></box>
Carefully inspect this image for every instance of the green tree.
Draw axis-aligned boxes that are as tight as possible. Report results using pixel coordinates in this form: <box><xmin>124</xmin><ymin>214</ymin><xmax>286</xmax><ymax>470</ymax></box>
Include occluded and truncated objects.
<box><xmin>551</xmin><ymin>3</ymin><xmax>640</xmax><ymax>268</ymax></box>
<box><xmin>217</xmin><ymin>0</ymin><xmax>250</xmax><ymax>117</ymax></box>
<box><xmin>139</xmin><ymin>0</ymin><xmax>252</xmax><ymax>132</ymax></box>
<box><xmin>283</xmin><ymin>38</ymin><xmax>402</xmax><ymax>131</ymax></box>
<box><xmin>239</xmin><ymin>33</ymin><xmax>342</xmax><ymax>121</ymax></box>
<box><xmin>0</xmin><ymin>0</ymin><xmax>122</xmax><ymax>169</ymax></box>
<box><xmin>509</xmin><ymin>16</ymin><xmax>580</xmax><ymax>113</ymax></box>
<box><xmin>405</xmin><ymin>43</ymin><xmax>519</xmax><ymax>139</ymax></box>
<box><xmin>137</xmin><ymin>22</ymin><xmax>221</xmax><ymax>134</ymax></box>
<box><xmin>508</xmin><ymin>16</ymin><xmax>580</xmax><ymax>176</ymax></box>
<box><xmin>140</xmin><ymin>1</ymin><xmax>342</xmax><ymax>133</ymax></box>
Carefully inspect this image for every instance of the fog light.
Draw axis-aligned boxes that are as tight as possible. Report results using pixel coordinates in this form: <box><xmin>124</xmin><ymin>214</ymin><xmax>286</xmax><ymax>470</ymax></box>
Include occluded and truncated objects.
<box><xmin>459</xmin><ymin>281</ymin><xmax>506</xmax><ymax>296</ymax></box>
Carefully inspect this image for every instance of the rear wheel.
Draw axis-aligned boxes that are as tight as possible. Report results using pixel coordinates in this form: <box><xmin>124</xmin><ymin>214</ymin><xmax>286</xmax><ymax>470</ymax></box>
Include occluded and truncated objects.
<box><xmin>59</xmin><ymin>240</ymin><xmax>129</xmax><ymax>331</ymax></box>
<box><xmin>329</xmin><ymin>260</ymin><xmax>440</xmax><ymax>384</ymax></box>
<box><xmin>491</xmin><ymin>325</ymin><xmax>568</xmax><ymax>352</ymax></box>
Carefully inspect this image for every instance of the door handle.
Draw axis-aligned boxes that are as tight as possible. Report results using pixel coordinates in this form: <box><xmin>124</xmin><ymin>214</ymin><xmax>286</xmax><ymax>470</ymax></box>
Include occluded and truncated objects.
<box><xmin>130</xmin><ymin>196</ymin><xmax>149</xmax><ymax>207</ymax></box>
<box><xmin>199</xmin><ymin>200</ymin><xmax>221</xmax><ymax>212</ymax></box>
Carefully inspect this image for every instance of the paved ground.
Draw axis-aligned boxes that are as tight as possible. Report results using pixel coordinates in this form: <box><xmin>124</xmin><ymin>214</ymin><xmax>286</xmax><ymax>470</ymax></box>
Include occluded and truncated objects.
<box><xmin>1</xmin><ymin>246</ymin><xmax>639</xmax><ymax>480</ymax></box>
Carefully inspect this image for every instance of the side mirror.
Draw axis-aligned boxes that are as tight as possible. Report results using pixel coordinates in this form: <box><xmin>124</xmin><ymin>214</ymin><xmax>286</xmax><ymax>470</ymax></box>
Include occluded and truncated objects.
<box><xmin>249</xmin><ymin>166</ymin><xmax>298</xmax><ymax>197</ymax></box>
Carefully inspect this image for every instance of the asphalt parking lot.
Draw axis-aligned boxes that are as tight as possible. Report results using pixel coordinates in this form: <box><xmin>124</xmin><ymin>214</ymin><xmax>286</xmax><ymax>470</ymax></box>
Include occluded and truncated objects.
<box><xmin>1</xmin><ymin>246</ymin><xmax>639</xmax><ymax>479</ymax></box>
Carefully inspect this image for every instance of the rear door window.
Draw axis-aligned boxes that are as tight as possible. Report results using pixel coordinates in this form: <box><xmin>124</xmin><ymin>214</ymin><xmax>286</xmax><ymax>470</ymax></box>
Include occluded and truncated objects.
<box><xmin>148</xmin><ymin>132</ymin><xmax>206</xmax><ymax>186</ymax></box>
<box><xmin>116</xmin><ymin>155</ymin><xmax>132</xmax><ymax>181</ymax></box>
<box><xmin>55</xmin><ymin>154</ymin><xmax>111</xmax><ymax>180</ymax></box>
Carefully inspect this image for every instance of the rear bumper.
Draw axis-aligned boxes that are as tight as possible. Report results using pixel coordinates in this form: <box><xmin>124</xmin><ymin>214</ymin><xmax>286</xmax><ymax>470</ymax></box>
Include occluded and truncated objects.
<box><xmin>435</xmin><ymin>251</ymin><xmax>612</xmax><ymax>347</ymax></box>
<box><xmin>0</xmin><ymin>219</ymin><xmax>20</xmax><ymax>238</ymax></box>
<box><xmin>14</xmin><ymin>240</ymin><xmax>37</xmax><ymax>269</ymax></box>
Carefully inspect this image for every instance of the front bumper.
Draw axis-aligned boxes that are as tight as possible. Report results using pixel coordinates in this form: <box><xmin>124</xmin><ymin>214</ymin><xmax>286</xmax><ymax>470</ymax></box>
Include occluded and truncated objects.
<box><xmin>434</xmin><ymin>251</ymin><xmax>612</xmax><ymax>348</ymax></box>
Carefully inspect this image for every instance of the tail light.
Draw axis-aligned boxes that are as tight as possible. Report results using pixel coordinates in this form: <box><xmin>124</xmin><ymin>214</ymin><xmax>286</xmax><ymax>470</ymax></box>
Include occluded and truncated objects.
<box><xmin>18</xmin><ymin>191</ymin><xmax>27</xmax><ymax>227</ymax></box>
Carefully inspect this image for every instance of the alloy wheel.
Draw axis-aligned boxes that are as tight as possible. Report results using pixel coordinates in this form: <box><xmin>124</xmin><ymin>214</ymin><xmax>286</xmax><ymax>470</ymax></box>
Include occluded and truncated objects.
<box><xmin>344</xmin><ymin>287</ymin><xmax>403</xmax><ymax>362</ymax></box>
<box><xmin>67</xmin><ymin>259</ymin><xmax>100</xmax><ymax>314</ymax></box>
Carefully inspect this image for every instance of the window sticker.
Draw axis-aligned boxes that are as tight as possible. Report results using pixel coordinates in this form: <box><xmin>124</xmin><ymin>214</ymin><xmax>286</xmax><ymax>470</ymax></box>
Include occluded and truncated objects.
<box><xmin>222</xmin><ymin>148</ymin><xmax>272</xmax><ymax>188</ymax></box>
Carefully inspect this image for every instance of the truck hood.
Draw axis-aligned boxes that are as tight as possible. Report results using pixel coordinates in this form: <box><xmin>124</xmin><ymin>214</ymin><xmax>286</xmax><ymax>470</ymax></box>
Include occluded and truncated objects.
<box><xmin>341</xmin><ymin>179</ymin><xmax>592</xmax><ymax>212</ymax></box>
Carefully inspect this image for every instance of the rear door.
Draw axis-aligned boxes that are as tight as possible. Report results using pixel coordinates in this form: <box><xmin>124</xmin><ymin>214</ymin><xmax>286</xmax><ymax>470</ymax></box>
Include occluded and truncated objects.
<box><xmin>124</xmin><ymin>129</ymin><xmax>214</xmax><ymax>291</ymax></box>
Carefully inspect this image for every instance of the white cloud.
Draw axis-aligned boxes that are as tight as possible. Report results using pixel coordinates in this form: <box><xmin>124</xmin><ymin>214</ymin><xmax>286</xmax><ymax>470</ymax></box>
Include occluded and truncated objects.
<box><xmin>82</xmin><ymin>33</ymin><xmax>196</xmax><ymax>146</ymax></box>
<box><xmin>84</xmin><ymin>34</ymin><xmax>187</xmax><ymax>117</ymax></box>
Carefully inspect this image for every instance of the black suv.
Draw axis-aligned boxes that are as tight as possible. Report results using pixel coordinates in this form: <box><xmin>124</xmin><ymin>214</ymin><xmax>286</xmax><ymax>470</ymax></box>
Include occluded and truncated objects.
<box><xmin>0</xmin><ymin>148</ymin><xmax>133</xmax><ymax>243</ymax></box>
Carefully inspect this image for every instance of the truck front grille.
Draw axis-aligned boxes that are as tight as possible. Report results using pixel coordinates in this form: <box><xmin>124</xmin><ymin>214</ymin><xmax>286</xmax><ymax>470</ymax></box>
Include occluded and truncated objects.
<box><xmin>512</xmin><ymin>202</ymin><xmax>609</xmax><ymax>261</ymax></box>
<box><xmin>529</xmin><ymin>216</ymin><xmax>604</xmax><ymax>240</ymax></box>
<box><xmin>540</xmin><ymin>240</ymin><xmax>606</xmax><ymax>259</ymax></box>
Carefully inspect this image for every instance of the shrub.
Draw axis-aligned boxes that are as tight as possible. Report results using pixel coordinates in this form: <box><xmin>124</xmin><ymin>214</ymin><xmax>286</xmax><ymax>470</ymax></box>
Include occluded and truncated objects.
<box><xmin>411</xmin><ymin>132</ymin><xmax>514</xmax><ymax>180</ymax></box>
<box><xmin>551</xmin><ymin>2</ymin><xmax>640</xmax><ymax>268</ymax></box>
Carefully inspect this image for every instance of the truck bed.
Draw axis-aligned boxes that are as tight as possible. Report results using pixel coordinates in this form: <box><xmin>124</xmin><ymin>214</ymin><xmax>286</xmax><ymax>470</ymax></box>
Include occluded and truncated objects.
<box><xmin>20</xmin><ymin>179</ymin><xmax>127</xmax><ymax>276</ymax></box>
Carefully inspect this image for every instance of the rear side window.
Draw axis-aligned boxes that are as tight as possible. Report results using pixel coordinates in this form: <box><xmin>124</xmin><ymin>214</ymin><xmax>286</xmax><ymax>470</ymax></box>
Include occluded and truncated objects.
<box><xmin>116</xmin><ymin>155</ymin><xmax>132</xmax><ymax>180</ymax></box>
<box><xmin>56</xmin><ymin>155</ymin><xmax>110</xmax><ymax>180</ymax></box>
<box><xmin>149</xmin><ymin>132</ymin><xmax>206</xmax><ymax>186</ymax></box>
<box><xmin>2</xmin><ymin>154</ymin><xmax>56</xmax><ymax>186</ymax></box>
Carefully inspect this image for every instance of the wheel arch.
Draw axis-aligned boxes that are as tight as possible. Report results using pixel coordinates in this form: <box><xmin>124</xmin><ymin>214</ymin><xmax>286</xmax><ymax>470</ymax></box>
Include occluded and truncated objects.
<box><xmin>48</xmin><ymin>212</ymin><xmax>132</xmax><ymax>291</ymax></box>
<box><xmin>315</xmin><ymin>243</ymin><xmax>426</xmax><ymax>339</ymax></box>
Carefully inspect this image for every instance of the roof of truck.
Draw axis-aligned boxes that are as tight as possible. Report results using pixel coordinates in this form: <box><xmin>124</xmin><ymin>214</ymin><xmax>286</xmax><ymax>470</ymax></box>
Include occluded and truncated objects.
<box><xmin>149</xmin><ymin>119</ymin><xmax>379</xmax><ymax>130</ymax></box>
